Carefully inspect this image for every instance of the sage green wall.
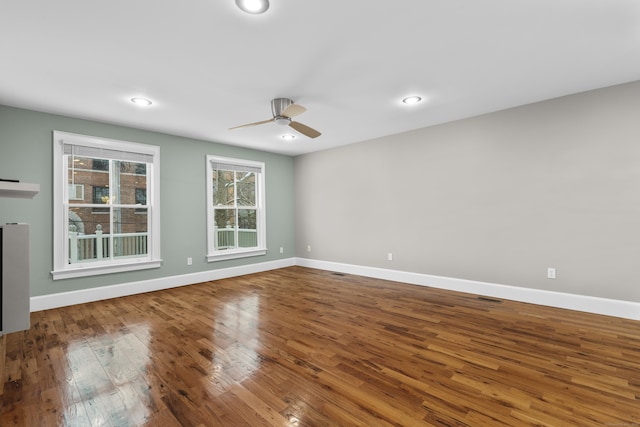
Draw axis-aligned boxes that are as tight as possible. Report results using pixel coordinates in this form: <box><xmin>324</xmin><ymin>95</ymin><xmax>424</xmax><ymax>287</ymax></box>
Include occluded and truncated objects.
<box><xmin>295</xmin><ymin>81</ymin><xmax>640</xmax><ymax>303</ymax></box>
<box><xmin>0</xmin><ymin>105</ymin><xmax>295</xmax><ymax>297</ymax></box>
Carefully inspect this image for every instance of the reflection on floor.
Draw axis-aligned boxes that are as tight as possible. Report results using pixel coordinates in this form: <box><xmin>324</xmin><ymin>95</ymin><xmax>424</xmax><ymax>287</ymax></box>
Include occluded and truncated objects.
<box><xmin>1</xmin><ymin>266</ymin><xmax>639</xmax><ymax>426</ymax></box>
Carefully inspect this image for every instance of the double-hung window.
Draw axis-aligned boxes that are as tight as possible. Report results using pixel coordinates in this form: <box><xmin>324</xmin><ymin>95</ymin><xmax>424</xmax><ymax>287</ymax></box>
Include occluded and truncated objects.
<box><xmin>206</xmin><ymin>155</ymin><xmax>266</xmax><ymax>261</ymax></box>
<box><xmin>52</xmin><ymin>131</ymin><xmax>161</xmax><ymax>279</ymax></box>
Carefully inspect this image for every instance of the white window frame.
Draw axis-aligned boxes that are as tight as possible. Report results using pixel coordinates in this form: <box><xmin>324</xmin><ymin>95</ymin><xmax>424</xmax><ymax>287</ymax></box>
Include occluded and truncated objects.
<box><xmin>206</xmin><ymin>155</ymin><xmax>266</xmax><ymax>262</ymax></box>
<box><xmin>51</xmin><ymin>131</ymin><xmax>162</xmax><ymax>280</ymax></box>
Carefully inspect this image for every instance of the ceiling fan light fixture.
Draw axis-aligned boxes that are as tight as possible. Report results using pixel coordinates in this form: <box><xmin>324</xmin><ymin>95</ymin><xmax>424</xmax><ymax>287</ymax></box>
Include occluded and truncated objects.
<box><xmin>130</xmin><ymin>97</ymin><xmax>153</xmax><ymax>106</ymax></box>
<box><xmin>274</xmin><ymin>116</ymin><xmax>290</xmax><ymax>126</ymax></box>
<box><xmin>235</xmin><ymin>0</ymin><xmax>269</xmax><ymax>14</ymax></box>
<box><xmin>402</xmin><ymin>95</ymin><xmax>423</xmax><ymax>105</ymax></box>
<box><xmin>281</xmin><ymin>134</ymin><xmax>296</xmax><ymax>141</ymax></box>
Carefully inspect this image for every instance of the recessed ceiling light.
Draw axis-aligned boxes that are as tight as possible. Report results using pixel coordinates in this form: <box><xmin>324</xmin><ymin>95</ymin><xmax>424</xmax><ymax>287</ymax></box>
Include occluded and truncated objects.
<box><xmin>235</xmin><ymin>0</ymin><xmax>269</xmax><ymax>14</ymax></box>
<box><xmin>402</xmin><ymin>96</ymin><xmax>423</xmax><ymax>105</ymax></box>
<box><xmin>131</xmin><ymin>97</ymin><xmax>153</xmax><ymax>106</ymax></box>
<box><xmin>281</xmin><ymin>134</ymin><xmax>296</xmax><ymax>141</ymax></box>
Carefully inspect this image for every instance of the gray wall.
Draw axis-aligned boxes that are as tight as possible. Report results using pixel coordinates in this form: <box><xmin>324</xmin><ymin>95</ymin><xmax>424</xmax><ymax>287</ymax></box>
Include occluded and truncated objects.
<box><xmin>295</xmin><ymin>81</ymin><xmax>640</xmax><ymax>302</ymax></box>
<box><xmin>0</xmin><ymin>105</ymin><xmax>295</xmax><ymax>297</ymax></box>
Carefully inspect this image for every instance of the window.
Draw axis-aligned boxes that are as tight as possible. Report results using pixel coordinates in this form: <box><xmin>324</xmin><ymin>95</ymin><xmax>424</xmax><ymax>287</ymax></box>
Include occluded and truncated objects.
<box><xmin>135</xmin><ymin>188</ymin><xmax>147</xmax><ymax>213</ymax></box>
<box><xmin>68</xmin><ymin>184</ymin><xmax>84</xmax><ymax>201</ymax></box>
<box><xmin>206</xmin><ymin>155</ymin><xmax>266</xmax><ymax>262</ymax></box>
<box><xmin>90</xmin><ymin>185</ymin><xmax>110</xmax><ymax>214</ymax></box>
<box><xmin>52</xmin><ymin>131</ymin><xmax>161</xmax><ymax>279</ymax></box>
<box><xmin>92</xmin><ymin>186</ymin><xmax>110</xmax><ymax>203</ymax></box>
<box><xmin>135</xmin><ymin>188</ymin><xmax>147</xmax><ymax>205</ymax></box>
<box><xmin>92</xmin><ymin>159</ymin><xmax>109</xmax><ymax>171</ymax></box>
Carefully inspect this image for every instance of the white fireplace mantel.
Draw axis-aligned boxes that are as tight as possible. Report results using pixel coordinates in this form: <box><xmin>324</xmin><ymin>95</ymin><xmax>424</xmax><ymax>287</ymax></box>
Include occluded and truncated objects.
<box><xmin>0</xmin><ymin>181</ymin><xmax>40</xmax><ymax>199</ymax></box>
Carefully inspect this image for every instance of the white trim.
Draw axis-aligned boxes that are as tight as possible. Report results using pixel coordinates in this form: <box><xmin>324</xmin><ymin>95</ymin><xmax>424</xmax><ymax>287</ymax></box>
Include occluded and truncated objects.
<box><xmin>51</xmin><ymin>259</ymin><xmax>162</xmax><ymax>280</ymax></box>
<box><xmin>207</xmin><ymin>248</ymin><xmax>267</xmax><ymax>262</ymax></box>
<box><xmin>32</xmin><ymin>256</ymin><xmax>640</xmax><ymax>321</ymax></box>
<box><xmin>295</xmin><ymin>258</ymin><xmax>640</xmax><ymax>321</ymax></box>
<box><xmin>32</xmin><ymin>258</ymin><xmax>295</xmax><ymax>312</ymax></box>
<box><xmin>55</xmin><ymin>131</ymin><xmax>159</xmax><ymax>157</ymax></box>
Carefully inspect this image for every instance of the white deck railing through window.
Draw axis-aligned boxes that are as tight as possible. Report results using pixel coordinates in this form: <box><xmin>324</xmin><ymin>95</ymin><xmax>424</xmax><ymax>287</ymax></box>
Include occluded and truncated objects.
<box><xmin>69</xmin><ymin>226</ymin><xmax>148</xmax><ymax>263</ymax></box>
<box><xmin>69</xmin><ymin>226</ymin><xmax>258</xmax><ymax>262</ymax></box>
<box><xmin>214</xmin><ymin>227</ymin><xmax>258</xmax><ymax>250</ymax></box>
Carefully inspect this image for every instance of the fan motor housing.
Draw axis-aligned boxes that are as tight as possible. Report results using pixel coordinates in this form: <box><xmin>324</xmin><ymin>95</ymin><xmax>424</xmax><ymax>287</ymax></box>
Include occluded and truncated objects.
<box><xmin>271</xmin><ymin>98</ymin><xmax>294</xmax><ymax>117</ymax></box>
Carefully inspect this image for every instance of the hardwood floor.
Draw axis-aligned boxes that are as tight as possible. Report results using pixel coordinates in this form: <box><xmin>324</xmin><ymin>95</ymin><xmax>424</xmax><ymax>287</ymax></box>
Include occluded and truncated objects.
<box><xmin>1</xmin><ymin>266</ymin><xmax>639</xmax><ymax>426</ymax></box>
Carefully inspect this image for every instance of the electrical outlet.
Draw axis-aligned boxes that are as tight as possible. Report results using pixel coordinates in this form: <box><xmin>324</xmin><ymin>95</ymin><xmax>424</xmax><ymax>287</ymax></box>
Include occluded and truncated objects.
<box><xmin>279</xmin><ymin>247</ymin><xmax>284</xmax><ymax>254</ymax></box>
<box><xmin>387</xmin><ymin>253</ymin><xmax>393</xmax><ymax>261</ymax></box>
<box><xmin>187</xmin><ymin>257</ymin><xmax>193</xmax><ymax>266</ymax></box>
<box><xmin>547</xmin><ymin>267</ymin><xmax>556</xmax><ymax>279</ymax></box>
<box><xmin>307</xmin><ymin>245</ymin><xmax>311</xmax><ymax>252</ymax></box>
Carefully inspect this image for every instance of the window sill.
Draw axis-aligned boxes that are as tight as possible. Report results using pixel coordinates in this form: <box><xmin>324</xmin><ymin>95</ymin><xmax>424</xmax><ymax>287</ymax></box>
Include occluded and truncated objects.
<box><xmin>207</xmin><ymin>248</ymin><xmax>267</xmax><ymax>262</ymax></box>
<box><xmin>51</xmin><ymin>259</ymin><xmax>162</xmax><ymax>280</ymax></box>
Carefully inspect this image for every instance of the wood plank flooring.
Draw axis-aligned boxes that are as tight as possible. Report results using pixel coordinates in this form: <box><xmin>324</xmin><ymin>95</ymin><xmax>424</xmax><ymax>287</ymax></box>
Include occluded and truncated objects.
<box><xmin>1</xmin><ymin>266</ymin><xmax>639</xmax><ymax>426</ymax></box>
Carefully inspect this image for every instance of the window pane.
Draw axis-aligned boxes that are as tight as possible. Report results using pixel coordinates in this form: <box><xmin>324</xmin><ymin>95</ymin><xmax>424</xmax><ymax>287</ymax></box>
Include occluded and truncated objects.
<box><xmin>236</xmin><ymin>172</ymin><xmax>256</xmax><ymax>207</ymax></box>
<box><xmin>114</xmin><ymin>161</ymin><xmax>148</xmax><ymax>205</ymax></box>
<box><xmin>113</xmin><ymin>207</ymin><xmax>148</xmax><ymax>233</ymax></box>
<box><xmin>214</xmin><ymin>208</ymin><xmax>236</xmax><ymax>250</ymax></box>
<box><xmin>238</xmin><ymin>209</ymin><xmax>256</xmax><ymax>229</ymax></box>
<box><xmin>214</xmin><ymin>208</ymin><xmax>235</xmax><ymax>228</ymax></box>
<box><xmin>69</xmin><ymin>207</ymin><xmax>109</xmax><ymax>234</ymax></box>
<box><xmin>113</xmin><ymin>207</ymin><xmax>148</xmax><ymax>259</ymax></box>
<box><xmin>238</xmin><ymin>209</ymin><xmax>257</xmax><ymax>248</ymax></box>
<box><xmin>67</xmin><ymin>156</ymin><xmax>109</xmax><ymax>204</ymax></box>
<box><xmin>213</xmin><ymin>170</ymin><xmax>235</xmax><ymax>206</ymax></box>
<box><xmin>92</xmin><ymin>185</ymin><xmax>110</xmax><ymax>213</ymax></box>
<box><xmin>68</xmin><ymin>207</ymin><xmax>109</xmax><ymax>263</ymax></box>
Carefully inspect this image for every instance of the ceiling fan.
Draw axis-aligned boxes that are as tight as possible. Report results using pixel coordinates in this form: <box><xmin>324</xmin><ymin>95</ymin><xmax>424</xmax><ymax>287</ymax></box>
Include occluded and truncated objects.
<box><xmin>230</xmin><ymin>98</ymin><xmax>322</xmax><ymax>139</ymax></box>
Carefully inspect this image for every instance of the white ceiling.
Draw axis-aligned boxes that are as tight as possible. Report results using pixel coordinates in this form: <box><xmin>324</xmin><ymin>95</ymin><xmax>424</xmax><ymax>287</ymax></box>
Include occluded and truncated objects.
<box><xmin>2</xmin><ymin>1</ymin><xmax>640</xmax><ymax>156</ymax></box>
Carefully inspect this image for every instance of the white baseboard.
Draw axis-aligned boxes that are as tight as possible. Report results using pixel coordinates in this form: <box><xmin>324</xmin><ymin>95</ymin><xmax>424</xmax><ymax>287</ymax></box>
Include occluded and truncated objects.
<box><xmin>295</xmin><ymin>258</ymin><xmax>640</xmax><ymax>321</ymax></box>
<box><xmin>31</xmin><ymin>256</ymin><xmax>640</xmax><ymax>321</ymax></box>
<box><xmin>30</xmin><ymin>258</ymin><xmax>296</xmax><ymax>312</ymax></box>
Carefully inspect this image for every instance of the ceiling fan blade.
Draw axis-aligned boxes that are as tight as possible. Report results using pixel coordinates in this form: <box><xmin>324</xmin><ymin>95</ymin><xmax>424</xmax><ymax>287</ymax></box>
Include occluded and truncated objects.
<box><xmin>281</xmin><ymin>103</ymin><xmax>307</xmax><ymax>118</ymax></box>
<box><xmin>229</xmin><ymin>118</ymin><xmax>274</xmax><ymax>130</ymax></box>
<box><xmin>289</xmin><ymin>121</ymin><xmax>321</xmax><ymax>139</ymax></box>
